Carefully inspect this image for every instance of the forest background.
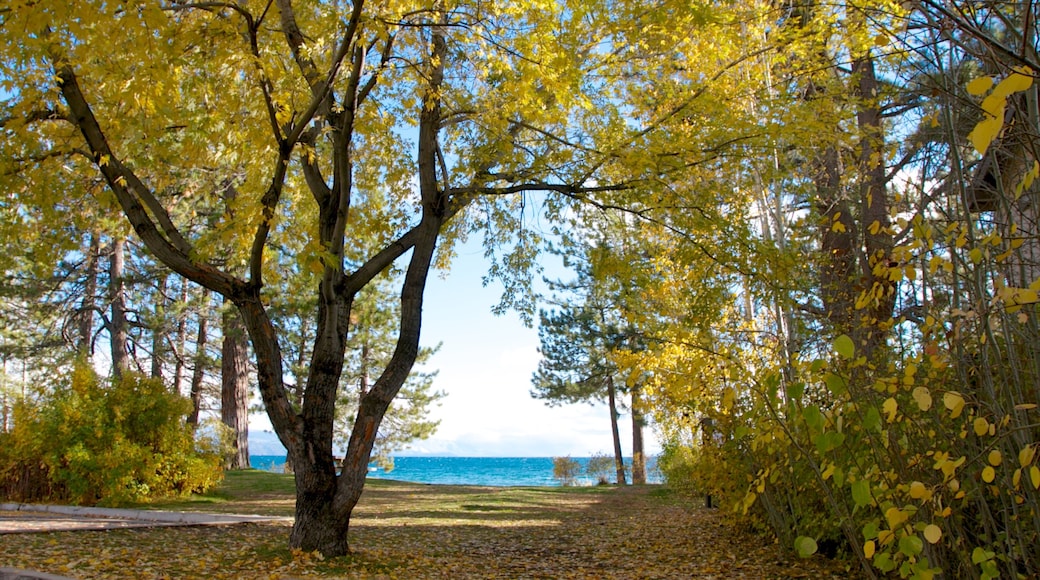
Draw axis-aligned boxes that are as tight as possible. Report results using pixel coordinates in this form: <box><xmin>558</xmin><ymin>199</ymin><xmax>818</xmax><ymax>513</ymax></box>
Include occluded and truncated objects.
<box><xmin>1</xmin><ymin>0</ymin><xmax>1040</xmax><ymax>578</ymax></box>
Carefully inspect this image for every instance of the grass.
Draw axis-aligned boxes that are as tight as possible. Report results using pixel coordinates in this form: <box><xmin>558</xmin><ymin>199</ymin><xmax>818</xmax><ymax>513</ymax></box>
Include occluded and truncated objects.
<box><xmin>0</xmin><ymin>471</ymin><xmax>859</xmax><ymax>579</ymax></box>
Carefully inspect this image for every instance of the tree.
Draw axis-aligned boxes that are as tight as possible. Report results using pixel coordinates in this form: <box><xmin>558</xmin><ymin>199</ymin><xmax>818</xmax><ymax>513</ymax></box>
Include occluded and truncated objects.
<box><xmin>1</xmin><ymin>0</ymin><xmax>628</xmax><ymax>555</ymax></box>
<box><xmin>220</xmin><ymin>303</ymin><xmax>250</xmax><ymax>470</ymax></box>
<box><xmin>534</xmin><ymin>301</ymin><xmax>627</xmax><ymax>485</ymax></box>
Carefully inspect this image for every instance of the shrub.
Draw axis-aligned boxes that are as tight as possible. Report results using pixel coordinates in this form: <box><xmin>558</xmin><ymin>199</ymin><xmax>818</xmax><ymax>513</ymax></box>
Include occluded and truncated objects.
<box><xmin>552</xmin><ymin>456</ymin><xmax>582</xmax><ymax>486</ymax></box>
<box><xmin>586</xmin><ymin>452</ymin><xmax>617</xmax><ymax>485</ymax></box>
<box><xmin>0</xmin><ymin>365</ymin><xmax>222</xmax><ymax>505</ymax></box>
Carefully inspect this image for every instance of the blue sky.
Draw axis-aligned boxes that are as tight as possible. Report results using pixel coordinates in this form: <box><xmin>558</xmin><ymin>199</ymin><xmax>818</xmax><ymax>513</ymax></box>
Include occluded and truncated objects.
<box><xmin>251</xmin><ymin>236</ymin><xmax>661</xmax><ymax>458</ymax></box>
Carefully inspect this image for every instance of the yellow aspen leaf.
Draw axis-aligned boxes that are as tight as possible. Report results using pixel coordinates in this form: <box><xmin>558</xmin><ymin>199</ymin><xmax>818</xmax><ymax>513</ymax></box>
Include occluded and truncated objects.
<box><xmin>831</xmin><ymin>220</ymin><xmax>846</xmax><ymax>233</ymax></box>
<box><xmin>968</xmin><ymin>113</ymin><xmax>1003</xmax><ymax>156</ymax></box>
<box><xmin>993</xmin><ymin>67</ymin><xmax>1034</xmax><ymax>98</ymax></box>
<box><xmin>863</xmin><ymin>540</ymin><xmax>876</xmax><ymax>558</ymax></box>
<box><xmin>878</xmin><ymin>529</ymin><xmax>895</xmax><ymax>546</ymax></box>
<box><xmin>1015</xmin><ymin>403</ymin><xmax>1038</xmax><ymax>411</ymax></box>
<box><xmin>722</xmin><ymin>386</ymin><xmax>735</xmax><ymax>411</ymax></box>
<box><xmin>1032</xmin><ymin>465</ymin><xmax>1040</xmax><ymax>489</ymax></box>
<box><xmin>909</xmin><ymin>481</ymin><xmax>927</xmax><ymax>499</ymax></box>
<box><xmin>1020</xmin><ymin>445</ymin><xmax>1036</xmax><ymax>467</ymax></box>
<box><xmin>944</xmin><ymin>392</ymin><xmax>965</xmax><ymax>419</ymax></box>
<box><xmin>982</xmin><ymin>466</ymin><xmax>996</xmax><ymax>483</ymax></box>
<box><xmin>912</xmin><ymin>387</ymin><xmax>932</xmax><ymax>411</ymax></box>
<box><xmin>973</xmin><ymin>417</ymin><xmax>989</xmax><ymax>437</ymax></box>
<box><xmin>883</xmin><ymin>397</ymin><xmax>898</xmax><ymax>423</ymax></box>
<box><xmin>988</xmin><ymin>450</ymin><xmax>1002</xmax><ymax>466</ymax></box>
<box><xmin>968</xmin><ymin>247</ymin><xmax>984</xmax><ymax>264</ymax></box>
<box><xmin>885</xmin><ymin>507</ymin><xmax>908</xmax><ymax>528</ymax></box>
<box><xmin>966</xmin><ymin>76</ymin><xmax>994</xmax><ymax>95</ymax></box>
<box><xmin>923</xmin><ymin>524</ymin><xmax>942</xmax><ymax>544</ymax></box>
<box><xmin>1014</xmin><ymin>468</ymin><xmax>1022</xmax><ymax>488</ymax></box>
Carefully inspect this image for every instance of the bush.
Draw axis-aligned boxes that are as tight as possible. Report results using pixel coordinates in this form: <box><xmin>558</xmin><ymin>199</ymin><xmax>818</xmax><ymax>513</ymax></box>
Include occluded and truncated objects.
<box><xmin>552</xmin><ymin>456</ymin><xmax>582</xmax><ymax>486</ymax></box>
<box><xmin>0</xmin><ymin>365</ymin><xmax>222</xmax><ymax>505</ymax></box>
<box><xmin>586</xmin><ymin>452</ymin><xmax>617</xmax><ymax>485</ymax></box>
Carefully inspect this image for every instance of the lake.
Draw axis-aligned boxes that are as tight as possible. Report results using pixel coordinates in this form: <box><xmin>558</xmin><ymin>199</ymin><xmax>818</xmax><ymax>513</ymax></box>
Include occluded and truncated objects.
<box><xmin>249</xmin><ymin>455</ymin><xmax>660</xmax><ymax>487</ymax></box>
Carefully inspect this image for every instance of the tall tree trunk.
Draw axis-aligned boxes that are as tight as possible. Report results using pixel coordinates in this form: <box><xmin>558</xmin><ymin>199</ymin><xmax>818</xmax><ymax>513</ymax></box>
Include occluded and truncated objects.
<box><xmin>76</xmin><ymin>231</ymin><xmax>100</xmax><ymax>357</ymax></box>
<box><xmin>108</xmin><ymin>237</ymin><xmax>130</xmax><ymax>377</ymax></box>
<box><xmin>172</xmin><ymin>280</ymin><xmax>190</xmax><ymax>396</ymax></box>
<box><xmin>606</xmin><ymin>376</ymin><xmax>627</xmax><ymax>485</ymax></box>
<box><xmin>630</xmin><ymin>386</ymin><xmax>647</xmax><ymax>485</ymax></box>
<box><xmin>186</xmin><ymin>296</ymin><xmax>209</xmax><ymax>427</ymax></box>
<box><xmin>150</xmin><ymin>275</ymin><xmax>167</xmax><ymax>381</ymax></box>
<box><xmin>852</xmin><ymin>53</ymin><xmax>896</xmax><ymax>361</ymax></box>
<box><xmin>284</xmin><ymin>20</ymin><xmax>450</xmax><ymax>556</ymax></box>
<box><xmin>221</xmin><ymin>300</ymin><xmax>250</xmax><ymax>469</ymax></box>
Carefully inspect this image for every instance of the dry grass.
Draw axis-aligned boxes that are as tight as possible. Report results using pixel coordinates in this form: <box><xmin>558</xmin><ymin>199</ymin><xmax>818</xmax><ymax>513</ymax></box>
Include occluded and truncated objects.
<box><xmin>0</xmin><ymin>471</ymin><xmax>859</xmax><ymax>578</ymax></box>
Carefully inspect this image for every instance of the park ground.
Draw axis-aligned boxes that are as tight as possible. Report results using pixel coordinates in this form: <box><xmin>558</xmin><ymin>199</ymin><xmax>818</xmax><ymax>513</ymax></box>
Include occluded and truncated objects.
<box><xmin>0</xmin><ymin>471</ymin><xmax>858</xmax><ymax>579</ymax></box>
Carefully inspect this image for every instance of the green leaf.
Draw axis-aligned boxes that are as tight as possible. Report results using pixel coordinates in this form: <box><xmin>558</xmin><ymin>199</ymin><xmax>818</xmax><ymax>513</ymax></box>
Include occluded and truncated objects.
<box><xmin>794</xmin><ymin>536</ymin><xmax>818</xmax><ymax>558</ymax></box>
<box><xmin>824</xmin><ymin>372</ymin><xmax>847</xmax><ymax>397</ymax></box>
<box><xmin>851</xmin><ymin>480</ymin><xmax>871</xmax><ymax>508</ymax></box>
<box><xmin>863</xmin><ymin>407</ymin><xmax>882</xmax><ymax>432</ymax></box>
<box><xmin>833</xmin><ymin>334</ymin><xmax>855</xmax><ymax>359</ymax></box>
<box><xmin>899</xmin><ymin>534</ymin><xmax>923</xmax><ymax>556</ymax></box>
<box><xmin>788</xmin><ymin>381</ymin><xmax>805</xmax><ymax>401</ymax></box>
<box><xmin>803</xmin><ymin>405</ymin><xmax>824</xmax><ymax>431</ymax></box>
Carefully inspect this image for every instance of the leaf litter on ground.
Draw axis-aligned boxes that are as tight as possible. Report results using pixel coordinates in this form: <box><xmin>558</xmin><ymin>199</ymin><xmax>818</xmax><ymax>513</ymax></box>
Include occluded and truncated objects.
<box><xmin>0</xmin><ymin>472</ymin><xmax>858</xmax><ymax>578</ymax></box>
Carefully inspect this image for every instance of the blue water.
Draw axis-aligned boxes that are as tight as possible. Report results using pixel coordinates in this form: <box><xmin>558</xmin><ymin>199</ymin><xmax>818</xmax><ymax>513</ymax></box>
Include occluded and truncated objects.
<box><xmin>249</xmin><ymin>455</ymin><xmax>659</xmax><ymax>487</ymax></box>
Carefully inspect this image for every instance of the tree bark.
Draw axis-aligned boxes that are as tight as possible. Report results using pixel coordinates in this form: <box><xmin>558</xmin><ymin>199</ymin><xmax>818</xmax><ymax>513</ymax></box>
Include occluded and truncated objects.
<box><xmin>107</xmin><ymin>237</ymin><xmax>130</xmax><ymax>377</ymax></box>
<box><xmin>172</xmin><ymin>280</ymin><xmax>190</xmax><ymax>396</ymax></box>
<box><xmin>150</xmin><ymin>275</ymin><xmax>167</xmax><ymax>381</ymax></box>
<box><xmin>630</xmin><ymin>386</ymin><xmax>647</xmax><ymax>485</ymax></box>
<box><xmin>221</xmin><ymin>300</ymin><xmax>251</xmax><ymax>469</ymax></box>
<box><xmin>76</xmin><ymin>231</ymin><xmax>100</xmax><ymax>357</ymax></box>
<box><xmin>187</xmin><ymin>297</ymin><xmax>209</xmax><ymax>427</ymax></box>
<box><xmin>606</xmin><ymin>376</ymin><xmax>627</xmax><ymax>485</ymax></box>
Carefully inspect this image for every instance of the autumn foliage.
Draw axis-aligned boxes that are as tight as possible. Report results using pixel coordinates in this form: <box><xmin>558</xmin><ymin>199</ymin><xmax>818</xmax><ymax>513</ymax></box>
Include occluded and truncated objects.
<box><xmin>0</xmin><ymin>365</ymin><xmax>222</xmax><ymax>506</ymax></box>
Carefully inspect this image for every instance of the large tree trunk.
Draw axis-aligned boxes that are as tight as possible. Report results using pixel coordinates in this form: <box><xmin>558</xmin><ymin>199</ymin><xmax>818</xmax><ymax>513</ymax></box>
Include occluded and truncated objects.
<box><xmin>172</xmin><ymin>281</ymin><xmax>190</xmax><ymax>396</ymax></box>
<box><xmin>186</xmin><ymin>298</ymin><xmax>209</xmax><ymax>426</ymax></box>
<box><xmin>630</xmin><ymin>386</ymin><xmax>647</xmax><ymax>485</ymax></box>
<box><xmin>221</xmin><ymin>301</ymin><xmax>251</xmax><ymax>469</ymax></box>
<box><xmin>107</xmin><ymin>237</ymin><xmax>130</xmax><ymax>377</ymax></box>
<box><xmin>283</xmin><ymin>20</ymin><xmax>449</xmax><ymax>556</ymax></box>
<box><xmin>607</xmin><ymin>376</ymin><xmax>627</xmax><ymax>485</ymax></box>
<box><xmin>76</xmin><ymin>231</ymin><xmax>100</xmax><ymax>357</ymax></box>
<box><xmin>150</xmin><ymin>275</ymin><xmax>167</xmax><ymax>381</ymax></box>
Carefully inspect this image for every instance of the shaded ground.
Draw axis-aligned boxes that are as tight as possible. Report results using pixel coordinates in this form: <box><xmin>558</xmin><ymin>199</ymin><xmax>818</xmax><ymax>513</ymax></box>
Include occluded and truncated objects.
<box><xmin>0</xmin><ymin>473</ymin><xmax>858</xmax><ymax>579</ymax></box>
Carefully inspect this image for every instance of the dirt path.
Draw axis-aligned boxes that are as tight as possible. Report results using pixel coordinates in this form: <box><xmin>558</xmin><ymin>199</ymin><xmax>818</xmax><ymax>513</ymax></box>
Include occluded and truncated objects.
<box><xmin>0</xmin><ymin>482</ymin><xmax>856</xmax><ymax>578</ymax></box>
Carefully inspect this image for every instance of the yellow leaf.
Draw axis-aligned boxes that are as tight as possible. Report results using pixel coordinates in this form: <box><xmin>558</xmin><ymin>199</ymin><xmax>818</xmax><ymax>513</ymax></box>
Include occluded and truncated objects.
<box><xmin>974</xmin><ymin>417</ymin><xmax>990</xmax><ymax>437</ymax></box>
<box><xmin>988</xmin><ymin>450</ymin><xmax>1002</xmax><ymax>466</ymax></box>
<box><xmin>968</xmin><ymin>113</ymin><xmax>1003</xmax><ymax>156</ymax></box>
<box><xmin>878</xmin><ymin>529</ymin><xmax>894</xmax><ymax>546</ymax></box>
<box><xmin>993</xmin><ymin>67</ymin><xmax>1034</xmax><ymax>98</ymax></box>
<box><xmin>1020</xmin><ymin>445</ymin><xmax>1036</xmax><ymax>468</ymax></box>
<box><xmin>883</xmin><ymin>397</ymin><xmax>898</xmax><ymax>423</ymax></box>
<box><xmin>912</xmin><ymin>387</ymin><xmax>932</xmax><ymax>411</ymax></box>
<box><xmin>1015</xmin><ymin>403</ymin><xmax>1038</xmax><ymax>411</ymax></box>
<box><xmin>885</xmin><ymin>506</ymin><xmax>908</xmax><ymax>528</ymax></box>
<box><xmin>923</xmin><ymin>524</ymin><xmax>942</xmax><ymax>544</ymax></box>
<box><xmin>863</xmin><ymin>540</ymin><xmax>876</xmax><ymax>559</ymax></box>
<box><xmin>1031</xmin><ymin>465</ymin><xmax>1040</xmax><ymax>489</ymax></box>
<box><xmin>944</xmin><ymin>392</ymin><xmax>965</xmax><ymax>419</ymax></box>
<box><xmin>982</xmin><ymin>466</ymin><xmax>996</xmax><ymax>483</ymax></box>
<box><xmin>909</xmin><ymin>481</ymin><xmax>927</xmax><ymax>499</ymax></box>
<box><xmin>832</xmin><ymin>220</ymin><xmax>847</xmax><ymax>233</ymax></box>
<box><xmin>968</xmin><ymin>247</ymin><xmax>984</xmax><ymax>264</ymax></box>
<box><xmin>966</xmin><ymin>76</ymin><xmax>994</xmax><ymax>96</ymax></box>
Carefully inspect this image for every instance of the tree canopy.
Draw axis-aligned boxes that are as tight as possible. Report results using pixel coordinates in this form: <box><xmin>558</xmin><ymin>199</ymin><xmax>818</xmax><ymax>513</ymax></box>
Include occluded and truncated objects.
<box><xmin>3</xmin><ymin>0</ymin><xmax>1040</xmax><ymax>575</ymax></box>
